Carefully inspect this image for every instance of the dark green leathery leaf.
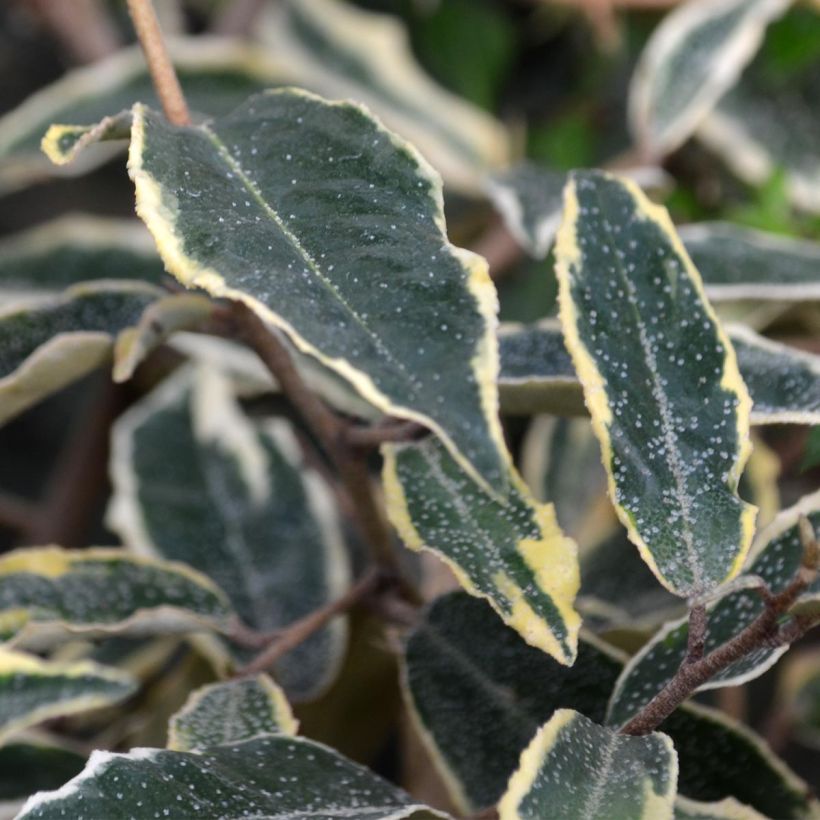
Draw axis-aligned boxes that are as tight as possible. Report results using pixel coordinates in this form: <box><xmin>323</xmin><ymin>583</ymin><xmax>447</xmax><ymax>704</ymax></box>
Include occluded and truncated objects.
<box><xmin>0</xmin><ymin>737</ymin><xmax>86</xmax><ymax>804</ymax></box>
<box><xmin>498</xmin><ymin>709</ymin><xmax>678</xmax><ymax>820</ymax></box>
<box><xmin>0</xmin><ymin>648</ymin><xmax>136</xmax><ymax>743</ymax></box>
<box><xmin>167</xmin><ymin>675</ymin><xmax>298</xmax><ymax>751</ymax></box>
<box><xmin>0</xmin><ymin>546</ymin><xmax>233</xmax><ymax>648</ymax></box>
<box><xmin>555</xmin><ymin>170</ymin><xmax>756</xmax><ymax>597</ymax></box>
<box><xmin>403</xmin><ymin>592</ymin><xmax>620</xmax><ymax>813</ymax></box>
<box><xmin>17</xmin><ymin>735</ymin><xmax>449</xmax><ymax>820</ymax></box>
<box><xmin>403</xmin><ymin>591</ymin><xmax>816</xmax><ymax>818</ymax></box>
<box><xmin>607</xmin><ymin>489</ymin><xmax>820</xmax><ymax>728</ymax></box>
<box><xmin>383</xmin><ymin>437</ymin><xmax>580</xmax><ymax>665</ymax></box>
<box><xmin>628</xmin><ymin>0</ymin><xmax>788</xmax><ymax>156</ymax></box>
<box><xmin>498</xmin><ymin>320</ymin><xmax>820</xmax><ymax>425</ymax></box>
<box><xmin>125</xmin><ymin>90</ymin><xmax>507</xmax><ymax>493</ymax></box>
<box><xmin>0</xmin><ymin>281</ymin><xmax>162</xmax><ymax>427</ymax></box>
<box><xmin>108</xmin><ymin>365</ymin><xmax>350</xmax><ymax>700</ymax></box>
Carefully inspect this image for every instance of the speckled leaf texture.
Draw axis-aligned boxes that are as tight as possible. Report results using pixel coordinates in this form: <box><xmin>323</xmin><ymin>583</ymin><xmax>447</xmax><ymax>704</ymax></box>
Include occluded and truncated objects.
<box><xmin>125</xmin><ymin>91</ymin><xmax>506</xmax><ymax>493</ymax></box>
<box><xmin>555</xmin><ymin>171</ymin><xmax>756</xmax><ymax>597</ymax></box>
<box><xmin>498</xmin><ymin>709</ymin><xmax>677</xmax><ymax>820</ymax></box>
<box><xmin>607</xmin><ymin>490</ymin><xmax>820</xmax><ymax>728</ymax></box>
<box><xmin>404</xmin><ymin>592</ymin><xmax>816</xmax><ymax>818</ymax></box>
<box><xmin>17</xmin><ymin>735</ymin><xmax>448</xmax><ymax>820</ymax></box>
<box><xmin>498</xmin><ymin>320</ymin><xmax>820</xmax><ymax>424</ymax></box>
<box><xmin>629</xmin><ymin>0</ymin><xmax>788</xmax><ymax>156</ymax></box>
<box><xmin>167</xmin><ymin>675</ymin><xmax>298</xmax><ymax>751</ymax></box>
<box><xmin>0</xmin><ymin>647</ymin><xmax>135</xmax><ymax>743</ymax></box>
<box><xmin>0</xmin><ymin>281</ymin><xmax>162</xmax><ymax>427</ymax></box>
<box><xmin>0</xmin><ymin>546</ymin><xmax>233</xmax><ymax>648</ymax></box>
<box><xmin>383</xmin><ymin>437</ymin><xmax>580</xmax><ymax>665</ymax></box>
<box><xmin>679</xmin><ymin>223</ymin><xmax>820</xmax><ymax>302</ymax></box>
<box><xmin>108</xmin><ymin>365</ymin><xmax>350</xmax><ymax>700</ymax></box>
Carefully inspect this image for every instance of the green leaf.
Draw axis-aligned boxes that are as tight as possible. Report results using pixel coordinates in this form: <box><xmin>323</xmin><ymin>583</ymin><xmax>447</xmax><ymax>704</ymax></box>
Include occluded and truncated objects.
<box><xmin>259</xmin><ymin>0</ymin><xmax>509</xmax><ymax>192</ymax></box>
<box><xmin>0</xmin><ymin>546</ymin><xmax>233</xmax><ymax>648</ymax></box>
<box><xmin>383</xmin><ymin>437</ymin><xmax>580</xmax><ymax>665</ymax></box>
<box><xmin>120</xmin><ymin>90</ymin><xmax>507</xmax><ymax>492</ymax></box>
<box><xmin>0</xmin><ymin>647</ymin><xmax>135</xmax><ymax>743</ymax></box>
<box><xmin>404</xmin><ymin>591</ymin><xmax>816</xmax><ymax>818</ymax></box>
<box><xmin>629</xmin><ymin>0</ymin><xmax>788</xmax><ymax>156</ymax></box>
<box><xmin>674</xmin><ymin>796</ymin><xmax>768</xmax><ymax>819</ymax></box>
<box><xmin>498</xmin><ymin>320</ymin><xmax>820</xmax><ymax>425</ymax></box>
<box><xmin>0</xmin><ymin>281</ymin><xmax>162</xmax><ymax>427</ymax></box>
<box><xmin>803</xmin><ymin>427</ymin><xmax>820</xmax><ymax>471</ymax></box>
<box><xmin>775</xmin><ymin>649</ymin><xmax>820</xmax><ymax>750</ymax></box>
<box><xmin>607</xmin><ymin>489</ymin><xmax>820</xmax><ymax>728</ymax></box>
<box><xmin>698</xmin><ymin>18</ymin><xmax>820</xmax><ymax>215</ymax></box>
<box><xmin>18</xmin><ymin>735</ymin><xmax>448</xmax><ymax>820</ymax></box>
<box><xmin>498</xmin><ymin>709</ymin><xmax>678</xmax><ymax>820</ymax></box>
<box><xmin>167</xmin><ymin>675</ymin><xmax>298</xmax><ymax>751</ymax></box>
<box><xmin>555</xmin><ymin>171</ymin><xmax>756</xmax><ymax>597</ymax></box>
<box><xmin>679</xmin><ymin>222</ymin><xmax>820</xmax><ymax>302</ymax></box>
<box><xmin>108</xmin><ymin>365</ymin><xmax>350</xmax><ymax>700</ymax></box>
<box><xmin>403</xmin><ymin>592</ymin><xmax>622</xmax><ymax>813</ymax></box>
<box><xmin>0</xmin><ymin>216</ymin><xmax>165</xmax><ymax>292</ymax></box>
<box><xmin>0</xmin><ymin>736</ymin><xmax>85</xmax><ymax>804</ymax></box>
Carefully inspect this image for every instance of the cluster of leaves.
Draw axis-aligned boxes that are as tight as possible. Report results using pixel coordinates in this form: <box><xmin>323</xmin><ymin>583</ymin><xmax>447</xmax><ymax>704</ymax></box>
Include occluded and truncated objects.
<box><xmin>0</xmin><ymin>0</ymin><xmax>818</xmax><ymax>818</ymax></box>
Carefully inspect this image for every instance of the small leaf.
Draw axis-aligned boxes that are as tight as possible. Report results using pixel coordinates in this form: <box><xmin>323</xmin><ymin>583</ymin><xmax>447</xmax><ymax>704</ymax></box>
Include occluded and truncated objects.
<box><xmin>0</xmin><ymin>648</ymin><xmax>135</xmax><ymax>743</ymax></box>
<box><xmin>0</xmin><ymin>737</ymin><xmax>85</xmax><ymax>804</ymax></box>
<box><xmin>555</xmin><ymin>170</ymin><xmax>756</xmax><ymax>596</ymax></box>
<box><xmin>607</xmin><ymin>489</ymin><xmax>820</xmax><ymax>728</ymax></box>
<box><xmin>259</xmin><ymin>0</ymin><xmax>509</xmax><ymax>193</ymax></box>
<box><xmin>120</xmin><ymin>90</ymin><xmax>508</xmax><ymax>492</ymax></box>
<box><xmin>109</xmin><ymin>365</ymin><xmax>350</xmax><ymax>700</ymax></box>
<box><xmin>679</xmin><ymin>222</ymin><xmax>820</xmax><ymax>302</ymax></box>
<box><xmin>498</xmin><ymin>320</ymin><xmax>820</xmax><ymax>425</ymax></box>
<box><xmin>384</xmin><ymin>437</ymin><xmax>580</xmax><ymax>665</ymax></box>
<box><xmin>167</xmin><ymin>675</ymin><xmax>298</xmax><ymax>751</ymax></box>
<box><xmin>18</xmin><ymin>735</ymin><xmax>449</xmax><ymax>820</ymax></box>
<box><xmin>629</xmin><ymin>0</ymin><xmax>788</xmax><ymax>156</ymax></box>
<box><xmin>0</xmin><ymin>215</ymin><xmax>164</xmax><ymax>293</ymax></box>
<box><xmin>0</xmin><ymin>281</ymin><xmax>162</xmax><ymax>427</ymax></box>
<box><xmin>498</xmin><ymin>709</ymin><xmax>678</xmax><ymax>820</ymax></box>
<box><xmin>0</xmin><ymin>546</ymin><xmax>233</xmax><ymax>648</ymax></box>
<box><xmin>403</xmin><ymin>592</ymin><xmax>621</xmax><ymax>812</ymax></box>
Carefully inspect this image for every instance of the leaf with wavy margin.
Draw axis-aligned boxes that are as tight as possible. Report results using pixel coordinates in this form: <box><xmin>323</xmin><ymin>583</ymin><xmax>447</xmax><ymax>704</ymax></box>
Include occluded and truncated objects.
<box><xmin>555</xmin><ymin>170</ymin><xmax>756</xmax><ymax>596</ymax></box>
<box><xmin>384</xmin><ymin>437</ymin><xmax>580</xmax><ymax>665</ymax></box>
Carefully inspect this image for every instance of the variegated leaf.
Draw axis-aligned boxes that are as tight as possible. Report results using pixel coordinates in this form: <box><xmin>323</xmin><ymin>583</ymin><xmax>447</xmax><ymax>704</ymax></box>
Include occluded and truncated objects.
<box><xmin>18</xmin><ymin>735</ymin><xmax>448</xmax><ymax>820</ymax></box>
<box><xmin>0</xmin><ymin>546</ymin><xmax>233</xmax><ymax>649</ymax></box>
<box><xmin>498</xmin><ymin>709</ymin><xmax>677</xmax><ymax>820</ymax></box>
<box><xmin>679</xmin><ymin>222</ymin><xmax>820</xmax><ymax>302</ymax></box>
<box><xmin>498</xmin><ymin>320</ymin><xmax>820</xmax><ymax>425</ymax></box>
<box><xmin>0</xmin><ymin>281</ymin><xmax>162</xmax><ymax>427</ymax></box>
<box><xmin>259</xmin><ymin>0</ymin><xmax>509</xmax><ymax>193</ymax></box>
<box><xmin>115</xmin><ymin>91</ymin><xmax>508</xmax><ymax>492</ymax></box>
<box><xmin>0</xmin><ymin>648</ymin><xmax>135</xmax><ymax>743</ymax></box>
<box><xmin>555</xmin><ymin>171</ymin><xmax>756</xmax><ymax>596</ymax></box>
<box><xmin>404</xmin><ymin>591</ymin><xmax>816</xmax><ymax>818</ymax></box>
<box><xmin>383</xmin><ymin>437</ymin><xmax>580</xmax><ymax>665</ymax></box>
<box><xmin>629</xmin><ymin>0</ymin><xmax>788</xmax><ymax>156</ymax></box>
<box><xmin>0</xmin><ymin>216</ymin><xmax>164</xmax><ymax>296</ymax></box>
<box><xmin>674</xmin><ymin>797</ymin><xmax>768</xmax><ymax>819</ymax></box>
<box><xmin>167</xmin><ymin>675</ymin><xmax>298</xmax><ymax>751</ymax></box>
<box><xmin>108</xmin><ymin>365</ymin><xmax>350</xmax><ymax>700</ymax></box>
<box><xmin>607</xmin><ymin>489</ymin><xmax>820</xmax><ymax>728</ymax></box>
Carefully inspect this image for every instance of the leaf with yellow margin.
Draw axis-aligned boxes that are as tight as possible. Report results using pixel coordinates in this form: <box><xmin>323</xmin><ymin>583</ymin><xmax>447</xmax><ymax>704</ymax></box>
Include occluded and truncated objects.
<box><xmin>383</xmin><ymin>437</ymin><xmax>580</xmax><ymax>665</ymax></box>
<box><xmin>167</xmin><ymin>675</ymin><xmax>298</xmax><ymax>752</ymax></box>
<box><xmin>555</xmin><ymin>170</ymin><xmax>757</xmax><ymax>597</ymax></box>
<box><xmin>498</xmin><ymin>709</ymin><xmax>678</xmax><ymax>820</ymax></box>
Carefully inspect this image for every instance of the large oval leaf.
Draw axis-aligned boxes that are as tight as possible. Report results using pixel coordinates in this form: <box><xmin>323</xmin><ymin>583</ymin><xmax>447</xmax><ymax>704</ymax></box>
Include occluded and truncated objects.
<box><xmin>555</xmin><ymin>170</ymin><xmax>756</xmax><ymax>597</ymax></box>
<box><xmin>124</xmin><ymin>90</ymin><xmax>507</xmax><ymax>492</ymax></box>
<box><xmin>498</xmin><ymin>709</ymin><xmax>677</xmax><ymax>820</ymax></box>
<box><xmin>108</xmin><ymin>365</ymin><xmax>350</xmax><ymax>700</ymax></box>
<box><xmin>384</xmin><ymin>437</ymin><xmax>580</xmax><ymax>665</ymax></box>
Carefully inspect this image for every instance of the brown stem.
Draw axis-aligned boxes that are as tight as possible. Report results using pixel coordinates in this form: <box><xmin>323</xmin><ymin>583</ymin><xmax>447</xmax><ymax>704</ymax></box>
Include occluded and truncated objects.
<box><xmin>345</xmin><ymin>419</ymin><xmax>428</xmax><ymax>449</ymax></box>
<box><xmin>620</xmin><ymin>526</ymin><xmax>819</xmax><ymax>736</ymax></box>
<box><xmin>126</xmin><ymin>0</ymin><xmax>190</xmax><ymax>126</ymax></box>
<box><xmin>236</xmin><ymin>568</ymin><xmax>383</xmax><ymax>676</ymax></box>
<box><xmin>685</xmin><ymin>604</ymin><xmax>707</xmax><ymax>663</ymax></box>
